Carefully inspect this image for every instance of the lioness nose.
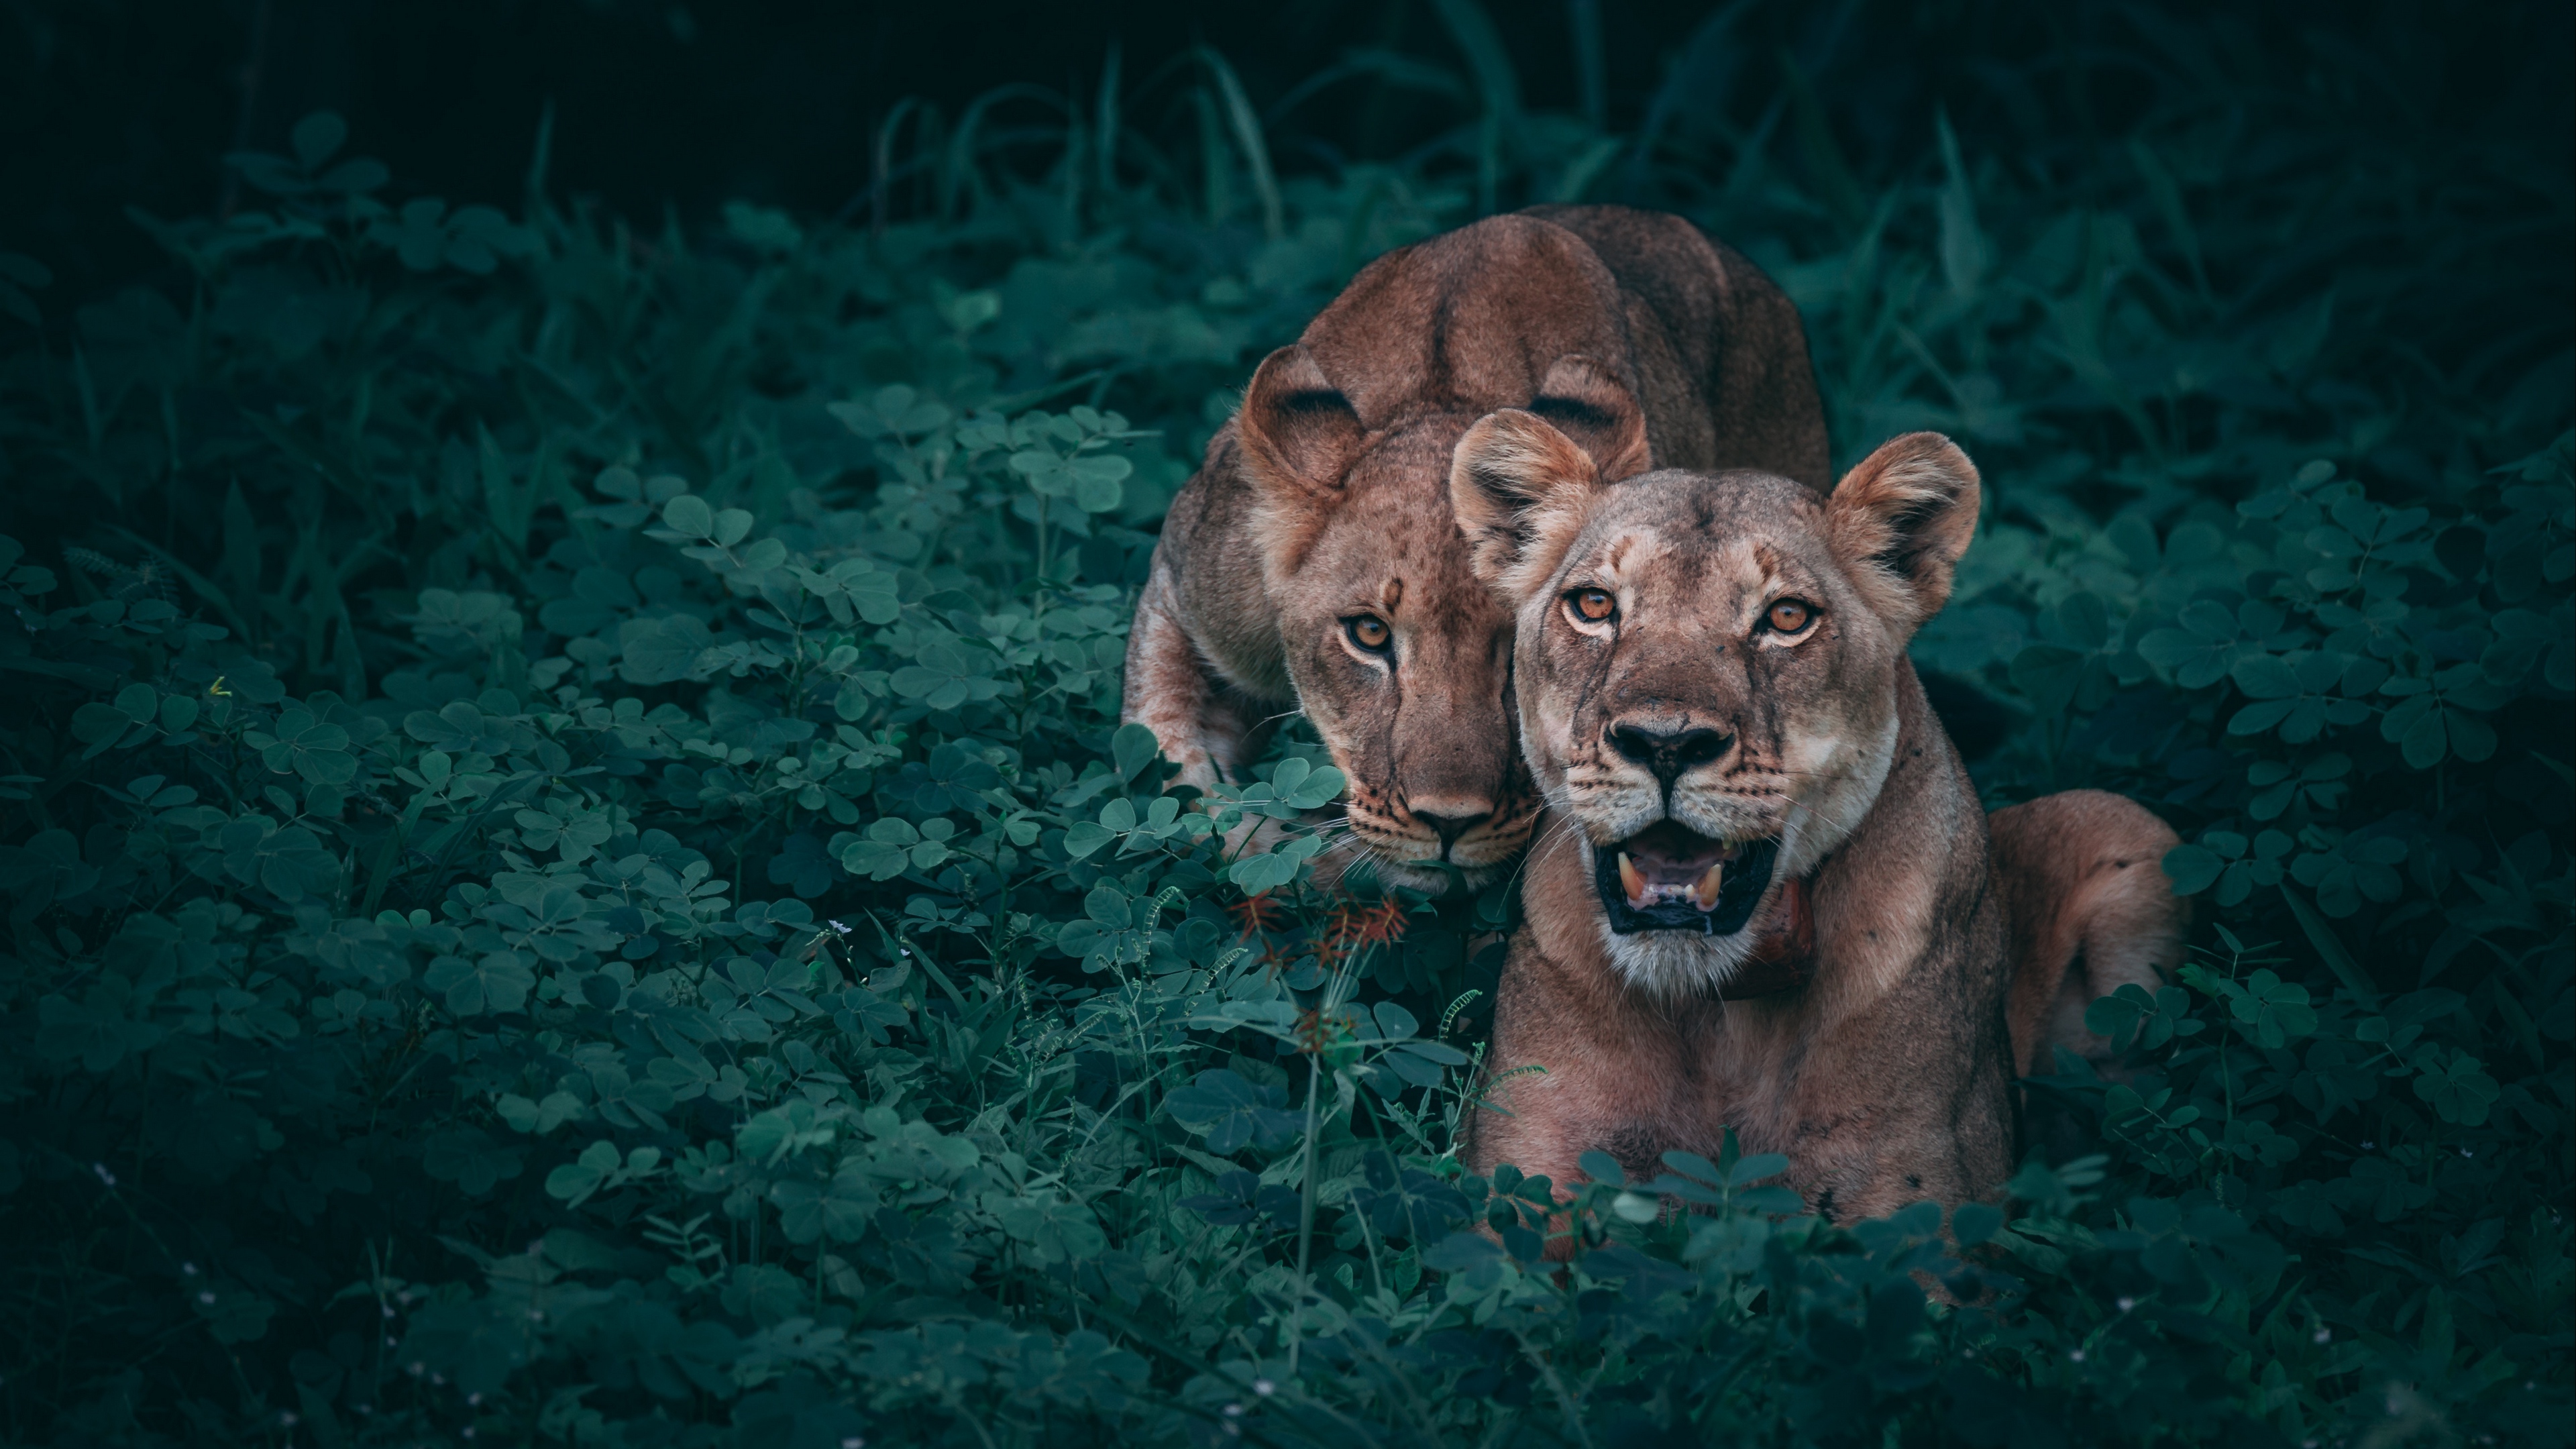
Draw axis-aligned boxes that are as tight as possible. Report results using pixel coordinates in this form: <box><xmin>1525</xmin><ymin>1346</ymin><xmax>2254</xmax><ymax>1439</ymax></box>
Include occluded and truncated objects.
<box><xmin>1412</xmin><ymin>809</ymin><xmax>1491</xmax><ymax>857</ymax></box>
<box><xmin>1607</xmin><ymin>723</ymin><xmax>1733</xmax><ymax>786</ymax></box>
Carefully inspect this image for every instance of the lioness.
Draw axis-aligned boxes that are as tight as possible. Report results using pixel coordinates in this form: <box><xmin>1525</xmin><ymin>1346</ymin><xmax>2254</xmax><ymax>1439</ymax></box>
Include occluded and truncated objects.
<box><xmin>1121</xmin><ymin>205</ymin><xmax>1828</xmax><ymax>893</ymax></box>
<box><xmin>1449</xmin><ymin>415</ymin><xmax>2186</xmax><ymax>1232</ymax></box>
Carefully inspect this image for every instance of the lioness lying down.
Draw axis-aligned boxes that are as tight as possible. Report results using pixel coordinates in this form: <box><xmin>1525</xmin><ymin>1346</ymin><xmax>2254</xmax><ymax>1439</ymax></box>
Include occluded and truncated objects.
<box><xmin>1122</xmin><ymin>205</ymin><xmax>1828</xmax><ymax>894</ymax></box>
<box><xmin>1450</xmin><ymin>417</ymin><xmax>2186</xmax><ymax>1233</ymax></box>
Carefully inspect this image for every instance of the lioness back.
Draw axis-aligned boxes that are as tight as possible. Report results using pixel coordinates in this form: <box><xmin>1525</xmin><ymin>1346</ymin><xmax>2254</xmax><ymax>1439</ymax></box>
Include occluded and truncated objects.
<box><xmin>1122</xmin><ymin>207</ymin><xmax>1827</xmax><ymax>894</ymax></box>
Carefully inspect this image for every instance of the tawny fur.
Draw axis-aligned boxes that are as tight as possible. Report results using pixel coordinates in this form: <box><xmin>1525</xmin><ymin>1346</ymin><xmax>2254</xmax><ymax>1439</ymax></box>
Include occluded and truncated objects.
<box><xmin>1454</xmin><ymin>429</ymin><xmax>2189</xmax><ymax>1244</ymax></box>
<box><xmin>1989</xmin><ymin>791</ymin><xmax>2190</xmax><ymax>1077</ymax></box>
<box><xmin>1120</xmin><ymin>205</ymin><xmax>1827</xmax><ymax>894</ymax></box>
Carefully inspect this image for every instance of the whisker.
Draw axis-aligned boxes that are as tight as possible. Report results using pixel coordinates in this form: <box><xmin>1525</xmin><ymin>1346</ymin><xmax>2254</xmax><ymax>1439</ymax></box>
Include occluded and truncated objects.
<box><xmin>1503</xmin><ymin>811</ymin><xmax>1591</xmax><ymax>896</ymax></box>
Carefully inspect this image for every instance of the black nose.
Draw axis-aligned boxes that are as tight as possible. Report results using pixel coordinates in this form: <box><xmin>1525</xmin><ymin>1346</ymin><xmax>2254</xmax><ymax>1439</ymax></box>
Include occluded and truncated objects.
<box><xmin>1413</xmin><ymin>810</ymin><xmax>1491</xmax><ymax>857</ymax></box>
<box><xmin>1607</xmin><ymin>723</ymin><xmax>1733</xmax><ymax>787</ymax></box>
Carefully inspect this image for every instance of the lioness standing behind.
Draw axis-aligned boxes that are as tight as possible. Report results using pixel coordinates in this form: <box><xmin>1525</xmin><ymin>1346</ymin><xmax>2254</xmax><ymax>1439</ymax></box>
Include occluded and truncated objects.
<box><xmin>1448</xmin><ymin>417</ymin><xmax>2186</xmax><ymax>1236</ymax></box>
<box><xmin>1120</xmin><ymin>206</ymin><xmax>1828</xmax><ymax>894</ymax></box>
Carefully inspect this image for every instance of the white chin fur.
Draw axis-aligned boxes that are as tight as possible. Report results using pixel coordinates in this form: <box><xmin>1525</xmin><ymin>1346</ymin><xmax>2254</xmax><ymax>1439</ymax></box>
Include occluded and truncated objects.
<box><xmin>1589</xmin><ymin>845</ymin><xmax>1776</xmax><ymax>996</ymax></box>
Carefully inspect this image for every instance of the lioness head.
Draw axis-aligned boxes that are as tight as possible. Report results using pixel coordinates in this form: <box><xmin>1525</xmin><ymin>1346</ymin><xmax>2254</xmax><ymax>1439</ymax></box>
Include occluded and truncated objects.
<box><xmin>1451</xmin><ymin>415</ymin><xmax>1980</xmax><ymax>991</ymax></box>
<box><xmin>1235</xmin><ymin>344</ymin><xmax>1653</xmax><ymax>893</ymax></box>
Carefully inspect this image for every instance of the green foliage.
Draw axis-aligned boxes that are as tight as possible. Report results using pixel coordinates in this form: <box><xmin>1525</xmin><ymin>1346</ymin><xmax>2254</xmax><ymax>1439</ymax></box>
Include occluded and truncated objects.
<box><xmin>0</xmin><ymin>7</ymin><xmax>2568</xmax><ymax>1446</ymax></box>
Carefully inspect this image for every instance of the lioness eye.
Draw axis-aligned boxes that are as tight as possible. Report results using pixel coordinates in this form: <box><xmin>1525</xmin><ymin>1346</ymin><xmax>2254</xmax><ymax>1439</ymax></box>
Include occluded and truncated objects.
<box><xmin>1767</xmin><ymin>598</ymin><xmax>1814</xmax><ymax>634</ymax></box>
<box><xmin>1346</xmin><ymin>616</ymin><xmax>1392</xmax><ymax>653</ymax></box>
<box><xmin>1570</xmin><ymin>588</ymin><xmax>1616</xmax><ymax>623</ymax></box>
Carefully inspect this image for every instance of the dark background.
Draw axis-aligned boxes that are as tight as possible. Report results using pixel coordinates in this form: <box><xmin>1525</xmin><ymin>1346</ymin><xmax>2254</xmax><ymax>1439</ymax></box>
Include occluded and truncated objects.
<box><xmin>21</xmin><ymin>0</ymin><xmax>1663</xmax><ymax>288</ymax></box>
<box><xmin>14</xmin><ymin>0</ymin><xmax>2564</xmax><ymax>301</ymax></box>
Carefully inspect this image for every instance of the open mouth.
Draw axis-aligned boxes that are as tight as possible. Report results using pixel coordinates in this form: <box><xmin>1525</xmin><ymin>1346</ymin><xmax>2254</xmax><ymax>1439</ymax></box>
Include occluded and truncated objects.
<box><xmin>1592</xmin><ymin>821</ymin><xmax>1780</xmax><ymax>936</ymax></box>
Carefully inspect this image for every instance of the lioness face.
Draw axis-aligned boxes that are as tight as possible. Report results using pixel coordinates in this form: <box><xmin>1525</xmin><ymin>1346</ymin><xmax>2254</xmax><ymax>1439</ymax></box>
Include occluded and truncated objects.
<box><xmin>1275</xmin><ymin>415</ymin><xmax>1532</xmax><ymax>892</ymax></box>
<box><xmin>1453</xmin><ymin>418</ymin><xmax>1980</xmax><ymax>993</ymax></box>
<box><xmin>1519</xmin><ymin>472</ymin><xmax>1902</xmax><ymax>990</ymax></box>
<box><xmin>1236</xmin><ymin>346</ymin><xmax>1654</xmax><ymax>894</ymax></box>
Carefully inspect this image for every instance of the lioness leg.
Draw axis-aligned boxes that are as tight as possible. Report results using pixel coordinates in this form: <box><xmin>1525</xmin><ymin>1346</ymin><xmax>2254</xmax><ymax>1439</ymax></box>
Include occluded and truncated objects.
<box><xmin>1120</xmin><ymin>569</ymin><xmax>1275</xmax><ymax>790</ymax></box>
<box><xmin>1988</xmin><ymin>790</ymin><xmax>2190</xmax><ymax>1079</ymax></box>
<box><xmin>1465</xmin><ymin>1057</ymin><xmax>1643</xmax><ymax>1263</ymax></box>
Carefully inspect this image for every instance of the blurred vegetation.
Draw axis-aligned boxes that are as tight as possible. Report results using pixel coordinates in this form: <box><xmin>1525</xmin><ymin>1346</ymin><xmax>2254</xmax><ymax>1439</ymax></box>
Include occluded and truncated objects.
<box><xmin>0</xmin><ymin>1</ymin><xmax>2567</xmax><ymax>1445</ymax></box>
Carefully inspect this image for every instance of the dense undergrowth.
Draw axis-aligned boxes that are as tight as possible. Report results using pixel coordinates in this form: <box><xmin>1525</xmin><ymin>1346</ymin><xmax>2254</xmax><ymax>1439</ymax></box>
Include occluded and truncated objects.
<box><xmin>0</xmin><ymin>3</ymin><xmax>2569</xmax><ymax>1445</ymax></box>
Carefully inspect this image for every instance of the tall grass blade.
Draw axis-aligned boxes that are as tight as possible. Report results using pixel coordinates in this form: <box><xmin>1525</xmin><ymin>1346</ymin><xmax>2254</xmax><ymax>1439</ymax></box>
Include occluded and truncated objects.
<box><xmin>1779</xmin><ymin>51</ymin><xmax>1868</xmax><ymax>231</ymax></box>
<box><xmin>870</xmin><ymin>97</ymin><xmax>925</xmax><ymax>234</ymax></box>
<box><xmin>1935</xmin><ymin>109</ymin><xmax>1990</xmax><ymax>299</ymax></box>
<box><xmin>2282</xmin><ymin>883</ymin><xmax>2381</xmax><ymax>1008</ymax></box>
<box><xmin>1568</xmin><ymin>0</ymin><xmax>1606</xmax><ymax>130</ymax></box>
<box><xmin>105</xmin><ymin>525</ymin><xmax>250</xmax><ymax>642</ymax></box>
<box><xmin>220</xmin><ymin>480</ymin><xmax>260</xmax><ymax>612</ymax></box>
<box><xmin>525</xmin><ymin>97</ymin><xmax>555</xmax><ymax>210</ymax></box>
<box><xmin>1550</xmin><ymin>136</ymin><xmax>1623</xmax><ymax>203</ymax></box>
<box><xmin>1625</xmin><ymin>1</ymin><xmax>1750</xmax><ymax>201</ymax></box>
<box><xmin>1194</xmin><ymin>48</ymin><xmax>1282</xmax><ymax>239</ymax></box>
<box><xmin>945</xmin><ymin>90</ymin><xmax>1004</xmax><ymax>222</ymax></box>
<box><xmin>1430</xmin><ymin>0</ymin><xmax>1521</xmax><ymax>214</ymax></box>
<box><xmin>1095</xmin><ymin>40</ymin><xmax>1122</xmax><ymax>199</ymax></box>
<box><xmin>942</xmin><ymin>84</ymin><xmax>1067</xmax><ymax>223</ymax></box>
<box><xmin>1191</xmin><ymin>87</ymin><xmax>1231</xmax><ymax>226</ymax></box>
<box><xmin>2128</xmin><ymin>136</ymin><xmax>2209</xmax><ymax>299</ymax></box>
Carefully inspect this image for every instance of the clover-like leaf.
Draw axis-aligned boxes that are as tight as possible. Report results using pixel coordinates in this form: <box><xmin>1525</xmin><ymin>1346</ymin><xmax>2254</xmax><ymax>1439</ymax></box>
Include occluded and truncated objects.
<box><xmin>1163</xmin><ymin>1068</ymin><xmax>1301</xmax><ymax>1155</ymax></box>
<box><xmin>765</xmin><ymin>832</ymin><xmax>838</xmax><ymax>898</ymax></box>
<box><xmin>423</xmin><ymin>953</ymin><xmax>535</xmax><ymax>1017</ymax></box>
<box><xmin>889</xmin><ymin>642</ymin><xmax>1009</xmax><ymax>711</ymax></box>
<box><xmin>1112</xmin><ymin>722</ymin><xmax>1163</xmax><ymax>784</ymax></box>
<box><xmin>2223</xmin><ymin>969</ymin><xmax>2318</xmax><ymax>1049</ymax></box>
<box><xmin>662</xmin><ymin>494</ymin><xmax>714</xmax><ymax>539</ymax></box>
<box><xmin>1227</xmin><ymin>833</ymin><xmax>1324</xmax><ymax>896</ymax></box>
<box><xmin>1066</xmin><ymin>453</ymin><xmax>1130</xmax><ymax>513</ymax></box>
<box><xmin>2084</xmin><ymin>982</ymin><xmax>2180</xmax><ymax>1053</ymax></box>
<box><xmin>421</xmin><ymin>1128</ymin><xmax>526</xmax><ymax>1196</ymax></box>
<box><xmin>991</xmin><ymin>1193</ymin><xmax>1108</xmax><ymax>1265</ymax></box>
<box><xmin>2412</xmin><ymin>1049</ymin><xmax>2500</xmax><ymax>1126</ymax></box>
<box><xmin>617</xmin><ymin>614</ymin><xmax>716</xmax><ymax>686</ymax></box>
<box><xmin>769</xmin><ymin>1164</ymin><xmax>874</xmax><ymax>1244</ymax></box>
<box><xmin>543</xmin><ymin>1140</ymin><xmax>662</xmax><ymax>1210</ymax></box>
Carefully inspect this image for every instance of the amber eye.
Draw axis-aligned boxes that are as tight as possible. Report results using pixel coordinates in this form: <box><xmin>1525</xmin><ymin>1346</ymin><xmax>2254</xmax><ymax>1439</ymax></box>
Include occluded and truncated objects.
<box><xmin>1346</xmin><ymin>615</ymin><xmax>1392</xmax><ymax>653</ymax></box>
<box><xmin>1569</xmin><ymin>588</ymin><xmax>1616</xmax><ymax>623</ymax></box>
<box><xmin>1766</xmin><ymin>598</ymin><xmax>1815</xmax><ymax>634</ymax></box>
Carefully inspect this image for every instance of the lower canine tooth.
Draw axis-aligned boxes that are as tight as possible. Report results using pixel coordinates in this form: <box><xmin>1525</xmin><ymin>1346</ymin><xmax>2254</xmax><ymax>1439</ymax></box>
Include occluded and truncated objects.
<box><xmin>1617</xmin><ymin>852</ymin><xmax>1647</xmax><ymax>909</ymax></box>
<box><xmin>1693</xmin><ymin>862</ymin><xmax>1724</xmax><ymax>910</ymax></box>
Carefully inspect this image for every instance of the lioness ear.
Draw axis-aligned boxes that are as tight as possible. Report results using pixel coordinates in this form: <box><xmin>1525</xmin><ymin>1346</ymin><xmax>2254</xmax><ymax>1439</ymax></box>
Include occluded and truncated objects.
<box><xmin>1826</xmin><ymin>431</ymin><xmax>1982</xmax><ymax>630</ymax></box>
<box><xmin>1528</xmin><ymin>354</ymin><xmax>1652</xmax><ymax>483</ymax></box>
<box><xmin>1450</xmin><ymin>409</ymin><xmax>1611</xmax><ymax>601</ymax></box>
<box><xmin>1236</xmin><ymin>345</ymin><xmax>1364</xmax><ymax>506</ymax></box>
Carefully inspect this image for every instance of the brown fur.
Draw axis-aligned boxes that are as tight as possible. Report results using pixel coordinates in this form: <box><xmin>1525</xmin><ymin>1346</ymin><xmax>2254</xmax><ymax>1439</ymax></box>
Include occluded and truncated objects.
<box><xmin>1451</xmin><ymin>425</ymin><xmax>2188</xmax><ymax>1240</ymax></box>
<box><xmin>1990</xmin><ymin>792</ymin><xmax>2190</xmax><ymax>1078</ymax></box>
<box><xmin>1121</xmin><ymin>206</ymin><xmax>1827</xmax><ymax>893</ymax></box>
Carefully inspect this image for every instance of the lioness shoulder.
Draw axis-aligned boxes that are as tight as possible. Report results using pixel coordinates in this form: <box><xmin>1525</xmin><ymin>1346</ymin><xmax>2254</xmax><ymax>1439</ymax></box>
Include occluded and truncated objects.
<box><xmin>1121</xmin><ymin>206</ymin><xmax>1827</xmax><ymax>893</ymax></box>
